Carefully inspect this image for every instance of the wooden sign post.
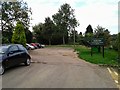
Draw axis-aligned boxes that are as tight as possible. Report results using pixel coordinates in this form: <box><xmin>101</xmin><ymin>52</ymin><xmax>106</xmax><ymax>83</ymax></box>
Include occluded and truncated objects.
<box><xmin>90</xmin><ymin>38</ymin><xmax>105</xmax><ymax>58</ymax></box>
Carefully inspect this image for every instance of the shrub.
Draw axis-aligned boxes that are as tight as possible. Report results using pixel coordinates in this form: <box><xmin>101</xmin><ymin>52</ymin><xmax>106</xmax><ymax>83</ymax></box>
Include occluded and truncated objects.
<box><xmin>12</xmin><ymin>21</ymin><xmax>26</xmax><ymax>47</ymax></box>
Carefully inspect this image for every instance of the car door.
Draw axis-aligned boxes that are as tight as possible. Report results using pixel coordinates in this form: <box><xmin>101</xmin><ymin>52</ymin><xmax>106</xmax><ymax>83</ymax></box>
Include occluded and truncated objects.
<box><xmin>17</xmin><ymin>45</ymin><xmax>27</xmax><ymax>63</ymax></box>
<box><xmin>6</xmin><ymin>45</ymin><xmax>20</xmax><ymax>67</ymax></box>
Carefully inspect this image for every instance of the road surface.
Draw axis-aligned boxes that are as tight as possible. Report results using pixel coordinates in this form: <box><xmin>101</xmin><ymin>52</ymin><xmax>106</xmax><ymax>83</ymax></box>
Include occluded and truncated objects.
<box><xmin>2</xmin><ymin>47</ymin><xmax>118</xmax><ymax>88</ymax></box>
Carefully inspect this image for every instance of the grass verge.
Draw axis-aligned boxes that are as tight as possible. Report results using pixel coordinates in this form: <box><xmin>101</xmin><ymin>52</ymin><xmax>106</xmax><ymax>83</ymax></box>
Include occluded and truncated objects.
<box><xmin>74</xmin><ymin>45</ymin><xmax>118</xmax><ymax>65</ymax></box>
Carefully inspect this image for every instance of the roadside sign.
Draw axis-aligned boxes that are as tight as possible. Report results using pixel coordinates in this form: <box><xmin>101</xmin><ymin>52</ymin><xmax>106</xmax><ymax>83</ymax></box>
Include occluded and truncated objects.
<box><xmin>90</xmin><ymin>38</ymin><xmax>105</xmax><ymax>58</ymax></box>
<box><xmin>91</xmin><ymin>38</ymin><xmax>104</xmax><ymax>46</ymax></box>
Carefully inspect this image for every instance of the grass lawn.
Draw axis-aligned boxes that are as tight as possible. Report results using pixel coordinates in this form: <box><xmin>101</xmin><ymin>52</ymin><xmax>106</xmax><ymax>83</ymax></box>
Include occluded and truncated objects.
<box><xmin>74</xmin><ymin>45</ymin><xmax>118</xmax><ymax>65</ymax></box>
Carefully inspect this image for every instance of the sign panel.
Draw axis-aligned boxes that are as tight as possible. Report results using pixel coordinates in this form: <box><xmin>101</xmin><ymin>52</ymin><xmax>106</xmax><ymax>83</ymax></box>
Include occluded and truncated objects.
<box><xmin>91</xmin><ymin>38</ymin><xmax>104</xmax><ymax>46</ymax></box>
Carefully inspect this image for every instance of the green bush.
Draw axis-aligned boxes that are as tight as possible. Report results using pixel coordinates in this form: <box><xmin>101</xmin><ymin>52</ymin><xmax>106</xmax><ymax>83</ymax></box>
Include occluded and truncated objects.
<box><xmin>12</xmin><ymin>21</ymin><xmax>26</xmax><ymax>47</ymax></box>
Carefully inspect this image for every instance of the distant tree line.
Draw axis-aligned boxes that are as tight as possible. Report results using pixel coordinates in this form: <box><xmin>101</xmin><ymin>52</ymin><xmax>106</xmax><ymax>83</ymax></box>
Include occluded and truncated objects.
<box><xmin>79</xmin><ymin>25</ymin><xmax>119</xmax><ymax>51</ymax></box>
<box><xmin>1</xmin><ymin>0</ymin><xmax>119</xmax><ymax>52</ymax></box>
<box><xmin>32</xmin><ymin>3</ymin><xmax>79</xmax><ymax>45</ymax></box>
<box><xmin>32</xmin><ymin>3</ymin><xmax>118</xmax><ymax>51</ymax></box>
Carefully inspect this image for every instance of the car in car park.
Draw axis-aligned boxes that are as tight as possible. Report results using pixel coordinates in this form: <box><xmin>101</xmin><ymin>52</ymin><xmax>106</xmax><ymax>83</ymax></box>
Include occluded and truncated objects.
<box><xmin>35</xmin><ymin>43</ymin><xmax>44</xmax><ymax>48</ymax></box>
<box><xmin>30</xmin><ymin>43</ymin><xmax>38</xmax><ymax>49</ymax></box>
<box><xmin>40</xmin><ymin>44</ymin><xmax>45</xmax><ymax>48</ymax></box>
<box><xmin>0</xmin><ymin>44</ymin><xmax>31</xmax><ymax>75</ymax></box>
<box><xmin>26</xmin><ymin>43</ymin><xmax>35</xmax><ymax>50</ymax></box>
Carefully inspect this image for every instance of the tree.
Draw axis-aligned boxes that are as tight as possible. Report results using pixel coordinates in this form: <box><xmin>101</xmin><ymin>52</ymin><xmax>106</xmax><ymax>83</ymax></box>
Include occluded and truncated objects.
<box><xmin>44</xmin><ymin>17</ymin><xmax>55</xmax><ymax>45</ymax></box>
<box><xmin>94</xmin><ymin>25</ymin><xmax>111</xmax><ymax>46</ymax></box>
<box><xmin>77</xmin><ymin>32</ymin><xmax>83</xmax><ymax>45</ymax></box>
<box><xmin>33</xmin><ymin>23</ymin><xmax>49</xmax><ymax>44</ymax></box>
<box><xmin>79</xmin><ymin>32</ymin><xmax>82</xmax><ymax>36</ymax></box>
<box><xmin>69</xmin><ymin>30</ymin><xmax>78</xmax><ymax>44</ymax></box>
<box><xmin>85</xmin><ymin>24</ymin><xmax>93</xmax><ymax>37</ymax></box>
<box><xmin>52</xmin><ymin>3</ymin><xmax>79</xmax><ymax>44</ymax></box>
<box><xmin>25</xmin><ymin>29</ymin><xmax>33</xmax><ymax>43</ymax></box>
<box><xmin>12</xmin><ymin>21</ymin><xmax>26</xmax><ymax>47</ymax></box>
<box><xmin>1</xmin><ymin>0</ymin><xmax>32</xmax><ymax>43</ymax></box>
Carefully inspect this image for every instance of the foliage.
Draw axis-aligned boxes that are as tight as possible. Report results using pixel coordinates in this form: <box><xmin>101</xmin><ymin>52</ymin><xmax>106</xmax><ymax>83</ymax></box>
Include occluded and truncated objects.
<box><xmin>69</xmin><ymin>30</ymin><xmax>78</xmax><ymax>43</ymax></box>
<box><xmin>44</xmin><ymin>17</ymin><xmax>55</xmax><ymax>45</ymax></box>
<box><xmin>85</xmin><ymin>24</ymin><xmax>93</xmax><ymax>37</ymax></box>
<box><xmin>2</xmin><ymin>37</ymin><xmax>9</xmax><ymax>44</ymax></box>
<box><xmin>33</xmin><ymin>3</ymin><xmax>79</xmax><ymax>45</ymax></box>
<box><xmin>12</xmin><ymin>21</ymin><xmax>26</xmax><ymax>47</ymax></box>
<box><xmin>33</xmin><ymin>22</ymin><xmax>63</xmax><ymax>45</ymax></box>
<box><xmin>77</xmin><ymin>32</ymin><xmax>83</xmax><ymax>45</ymax></box>
<box><xmin>52</xmin><ymin>3</ymin><xmax>79</xmax><ymax>44</ymax></box>
<box><xmin>74</xmin><ymin>45</ymin><xmax>118</xmax><ymax>65</ymax></box>
<box><xmin>94</xmin><ymin>25</ymin><xmax>111</xmax><ymax>46</ymax></box>
<box><xmin>25</xmin><ymin>29</ymin><xmax>33</xmax><ymax>43</ymax></box>
<box><xmin>1</xmin><ymin>0</ymin><xmax>32</xmax><ymax>43</ymax></box>
<box><xmin>110</xmin><ymin>34</ymin><xmax>118</xmax><ymax>50</ymax></box>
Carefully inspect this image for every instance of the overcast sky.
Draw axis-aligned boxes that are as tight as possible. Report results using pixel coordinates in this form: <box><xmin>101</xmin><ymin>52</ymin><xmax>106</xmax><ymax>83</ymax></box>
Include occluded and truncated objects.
<box><xmin>24</xmin><ymin>0</ymin><xmax>119</xmax><ymax>34</ymax></box>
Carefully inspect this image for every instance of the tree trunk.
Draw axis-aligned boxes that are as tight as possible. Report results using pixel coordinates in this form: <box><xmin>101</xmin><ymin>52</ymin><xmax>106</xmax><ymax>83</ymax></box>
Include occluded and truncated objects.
<box><xmin>63</xmin><ymin>35</ymin><xmax>65</xmax><ymax>45</ymax></box>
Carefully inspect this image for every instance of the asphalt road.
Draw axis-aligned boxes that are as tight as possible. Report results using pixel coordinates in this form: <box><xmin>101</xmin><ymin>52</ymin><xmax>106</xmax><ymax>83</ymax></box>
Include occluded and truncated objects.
<box><xmin>2</xmin><ymin>47</ymin><xmax>118</xmax><ymax>88</ymax></box>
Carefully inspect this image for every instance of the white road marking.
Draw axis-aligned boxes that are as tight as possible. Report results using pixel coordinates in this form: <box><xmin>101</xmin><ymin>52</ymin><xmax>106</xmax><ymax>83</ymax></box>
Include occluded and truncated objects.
<box><xmin>107</xmin><ymin>68</ymin><xmax>112</xmax><ymax>74</ymax></box>
<box><xmin>111</xmin><ymin>68</ymin><xmax>118</xmax><ymax>76</ymax></box>
<box><xmin>115</xmin><ymin>80</ymin><xmax>118</xmax><ymax>84</ymax></box>
<box><xmin>114</xmin><ymin>71</ymin><xmax>118</xmax><ymax>76</ymax></box>
<box><xmin>107</xmin><ymin>67</ymin><xmax>119</xmax><ymax>86</ymax></box>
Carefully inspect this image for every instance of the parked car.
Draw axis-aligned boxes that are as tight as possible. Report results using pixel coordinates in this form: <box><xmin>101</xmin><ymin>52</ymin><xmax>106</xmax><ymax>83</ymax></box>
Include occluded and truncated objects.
<box><xmin>26</xmin><ymin>43</ymin><xmax>35</xmax><ymax>50</ymax></box>
<box><xmin>26</xmin><ymin>44</ymin><xmax>30</xmax><ymax>50</ymax></box>
<box><xmin>30</xmin><ymin>43</ymin><xmax>38</xmax><ymax>49</ymax></box>
<box><xmin>35</xmin><ymin>43</ymin><xmax>41</xmax><ymax>48</ymax></box>
<box><xmin>0</xmin><ymin>44</ymin><xmax>31</xmax><ymax>75</ymax></box>
<box><xmin>39</xmin><ymin>43</ymin><xmax>45</xmax><ymax>48</ymax></box>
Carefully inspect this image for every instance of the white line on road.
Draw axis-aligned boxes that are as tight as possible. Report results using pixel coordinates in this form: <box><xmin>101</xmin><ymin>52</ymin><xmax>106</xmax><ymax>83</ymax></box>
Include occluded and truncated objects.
<box><xmin>115</xmin><ymin>80</ymin><xmax>118</xmax><ymax>84</ymax></box>
<box><xmin>114</xmin><ymin>71</ymin><xmax>118</xmax><ymax>76</ymax></box>
<box><xmin>111</xmin><ymin>68</ymin><xmax>118</xmax><ymax>76</ymax></box>
<box><xmin>107</xmin><ymin>68</ymin><xmax>112</xmax><ymax>74</ymax></box>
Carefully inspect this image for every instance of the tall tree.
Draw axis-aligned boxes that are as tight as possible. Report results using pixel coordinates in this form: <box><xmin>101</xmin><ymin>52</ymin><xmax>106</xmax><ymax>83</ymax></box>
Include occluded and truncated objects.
<box><xmin>33</xmin><ymin>23</ymin><xmax>45</xmax><ymax>43</ymax></box>
<box><xmin>25</xmin><ymin>29</ymin><xmax>33</xmax><ymax>43</ymax></box>
<box><xmin>44</xmin><ymin>17</ymin><xmax>54</xmax><ymax>45</ymax></box>
<box><xmin>52</xmin><ymin>3</ymin><xmax>79</xmax><ymax>44</ymax></box>
<box><xmin>94</xmin><ymin>25</ymin><xmax>111</xmax><ymax>46</ymax></box>
<box><xmin>77</xmin><ymin>32</ymin><xmax>83</xmax><ymax>45</ymax></box>
<box><xmin>12</xmin><ymin>21</ymin><xmax>26</xmax><ymax>47</ymax></box>
<box><xmin>69</xmin><ymin>30</ymin><xmax>78</xmax><ymax>43</ymax></box>
<box><xmin>85</xmin><ymin>24</ymin><xmax>93</xmax><ymax>37</ymax></box>
<box><xmin>1</xmin><ymin>0</ymin><xmax>32</xmax><ymax>43</ymax></box>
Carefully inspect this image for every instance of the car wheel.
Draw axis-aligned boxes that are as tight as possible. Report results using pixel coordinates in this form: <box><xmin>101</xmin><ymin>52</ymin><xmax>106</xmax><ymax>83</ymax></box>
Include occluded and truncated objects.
<box><xmin>0</xmin><ymin>65</ymin><xmax>5</xmax><ymax>75</ymax></box>
<box><xmin>25</xmin><ymin>58</ymin><xmax>31</xmax><ymax>66</ymax></box>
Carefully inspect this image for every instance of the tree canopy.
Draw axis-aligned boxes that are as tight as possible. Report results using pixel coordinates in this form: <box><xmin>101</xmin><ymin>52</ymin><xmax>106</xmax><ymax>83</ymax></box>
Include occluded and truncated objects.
<box><xmin>85</xmin><ymin>24</ymin><xmax>93</xmax><ymax>37</ymax></box>
<box><xmin>1</xmin><ymin>0</ymin><xmax>32</xmax><ymax>43</ymax></box>
<box><xmin>52</xmin><ymin>3</ymin><xmax>79</xmax><ymax>44</ymax></box>
<box><xmin>12</xmin><ymin>21</ymin><xmax>26</xmax><ymax>47</ymax></box>
<box><xmin>33</xmin><ymin>3</ymin><xmax>79</xmax><ymax>45</ymax></box>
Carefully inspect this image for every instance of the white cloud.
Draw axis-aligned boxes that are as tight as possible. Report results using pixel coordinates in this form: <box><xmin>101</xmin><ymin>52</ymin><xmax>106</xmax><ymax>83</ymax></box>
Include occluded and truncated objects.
<box><xmin>25</xmin><ymin>0</ymin><xmax>119</xmax><ymax>34</ymax></box>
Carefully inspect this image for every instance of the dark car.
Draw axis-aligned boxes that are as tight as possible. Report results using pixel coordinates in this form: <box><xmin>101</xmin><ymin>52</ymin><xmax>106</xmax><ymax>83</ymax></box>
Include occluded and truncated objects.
<box><xmin>0</xmin><ymin>44</ymin><xmax>31</xmax><ymax>75</ymax></box>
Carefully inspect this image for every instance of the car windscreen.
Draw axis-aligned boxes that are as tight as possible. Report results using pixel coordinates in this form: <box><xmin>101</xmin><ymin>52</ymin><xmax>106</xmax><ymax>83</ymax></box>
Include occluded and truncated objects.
<box><xmin>0</xmin><ymin>46</ymin><xmax>8</xmax><ymax>54</ymax></box>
